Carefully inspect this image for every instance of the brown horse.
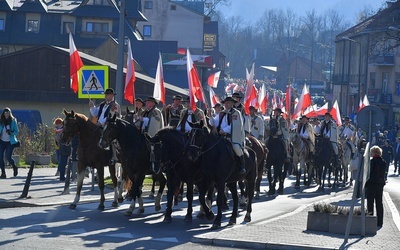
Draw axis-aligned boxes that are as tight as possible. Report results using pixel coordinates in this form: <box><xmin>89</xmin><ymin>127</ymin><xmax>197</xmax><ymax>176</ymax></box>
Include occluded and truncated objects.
<box><xmin>60</xmin><ymin>110</ymin><xmax>119</xmax><ymax>210</ymax></box>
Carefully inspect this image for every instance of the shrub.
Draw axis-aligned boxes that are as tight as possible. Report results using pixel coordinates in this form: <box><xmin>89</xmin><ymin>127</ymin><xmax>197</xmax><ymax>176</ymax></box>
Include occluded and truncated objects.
<box><xmin>13</xmin><ymin>123</ymin><xmax>55</xmax><ymax>158</ymax></box>
<box><xmin>313</xmin><ymin>202</ymin><xmax>338</xmax><ymax>213</ymax></box>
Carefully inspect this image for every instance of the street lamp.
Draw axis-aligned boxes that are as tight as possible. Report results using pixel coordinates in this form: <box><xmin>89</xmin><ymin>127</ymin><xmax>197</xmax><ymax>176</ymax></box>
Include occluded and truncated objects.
<box><xmin>299</xmin><ymin>44</ymin><xmax>313</xmax><ymax>86</ymax></box>
<box><xmin>343</xmin><ymin>36</ymin><xmax>362</xmax><ymax>112</ymax></box>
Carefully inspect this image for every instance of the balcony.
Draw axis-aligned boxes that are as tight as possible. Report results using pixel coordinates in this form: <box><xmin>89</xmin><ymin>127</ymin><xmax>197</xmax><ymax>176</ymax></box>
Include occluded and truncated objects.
<box><xmin>370</xmin><ymin>54</ymin><xmax>394</xmax><ymax>66</ymax></box>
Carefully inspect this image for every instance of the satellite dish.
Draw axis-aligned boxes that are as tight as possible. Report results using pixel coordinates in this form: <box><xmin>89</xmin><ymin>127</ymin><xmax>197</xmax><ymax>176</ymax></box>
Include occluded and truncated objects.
<box><xmin>357</xmin><ymin>105</ymin><xmax>385</xmax><ymax>133</ymax></box>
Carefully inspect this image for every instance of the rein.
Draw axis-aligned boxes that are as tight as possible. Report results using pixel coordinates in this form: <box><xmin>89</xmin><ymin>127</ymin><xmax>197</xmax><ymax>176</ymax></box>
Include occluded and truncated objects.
<box><xmin>190</xmin><ymin>129</ymin><xmax>223</xmax><ymax>157</ymax></box>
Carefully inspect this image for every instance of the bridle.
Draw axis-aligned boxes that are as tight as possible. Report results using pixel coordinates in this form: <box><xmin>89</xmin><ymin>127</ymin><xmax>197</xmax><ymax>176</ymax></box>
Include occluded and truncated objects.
<box><xmin>188</xmin><ymin>128</ymin><xmax>223</xmax><ymax>158</ymax></box>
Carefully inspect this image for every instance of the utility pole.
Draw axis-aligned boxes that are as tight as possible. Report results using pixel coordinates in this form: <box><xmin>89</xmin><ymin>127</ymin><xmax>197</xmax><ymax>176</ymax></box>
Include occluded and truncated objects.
<box><xmin>115</xmin><ymin>0</ymin><xmax>126</xmax><ymax>105</ymax></box>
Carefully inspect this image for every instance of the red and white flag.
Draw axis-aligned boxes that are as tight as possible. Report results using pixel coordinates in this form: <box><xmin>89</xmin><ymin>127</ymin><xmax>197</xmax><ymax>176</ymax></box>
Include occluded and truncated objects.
<box><xmin>244</xmin><ymin>63</ymin><xmax>258</xmax><ymax>115</ymax></box>
<box><xmin>207</xmin><ymin>71</ymin><xmax>221</xmax><ymax>88</ymax></box>
<box><xmin>358</xmin><ymin>94</ymin><xmax>370</xmax><ymax>111</ymax></box>
<box><xmin>124</xmin><ymin>39</ymin><xmax>136</xmax><ymax>104</ymax></box>
<box><xmin>272</xmin><ymin>92</ymin><xmax>278</xmax><ymax>110</ymax></box>
<box><xmin>187</xmin><ymin>48</ymin><xmax>205</xmax><ymax>110</ymax></box>
<box><xmin>315</xmin><ymin>102</ymin><xmax>329</xmax><ymax>116</ymax></box>
<box><xmin>292</xmin><ymin>84</ymin><xmax>311</xmax><ymax>120</ymax></box>
<box><xmin>330</xmin><ymin>100</ymin><xmax>342</xmax><ymax>126</ymax></box>
<box><xmin>258</xmin><ymin>83</ymin><xmax>268</xmax><ymax>114</ymax></box>
<box><xmin>69</xmin><ymin>33</ymin><xmax>83</xmax><ymax>93</ymax></box>
<box><xmin>153</xmin><ymin>52</ymin><xmax>165</xmax><ymax>104</ymax></box>
<box><xmin>209</xmin><ymin>86</ymin><xmax>220</xmax><ymax>107</ymax></box>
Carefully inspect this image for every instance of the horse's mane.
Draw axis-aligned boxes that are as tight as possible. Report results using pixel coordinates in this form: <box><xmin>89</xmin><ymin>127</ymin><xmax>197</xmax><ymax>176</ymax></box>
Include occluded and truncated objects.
<box><xmin>74</xmin><ymin>112</ymin><xmax>89</xmax><ymax>122</ymax></box>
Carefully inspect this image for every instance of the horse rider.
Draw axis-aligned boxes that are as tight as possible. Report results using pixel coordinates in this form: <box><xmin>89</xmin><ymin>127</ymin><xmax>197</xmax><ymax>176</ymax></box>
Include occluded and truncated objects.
<box><xmin>136</xmin><ymin>96</ymin><xmax>164</xmax><ymax>137</ymax></box>
<box><xmin>209</xmin><ymin>96</ymin><xmax>246</xmax><ymax>174</ymax></box>
<box><xmin>132</xmin><ymin>98</ymin><xmax>145</xmax><ymax>129</ymax></box>
<box><xmin>249</xmin><ymin>106</ymin><xmax>265</xmax><ymax>141</ymax></box>
<box><xmin>319</xmin><ymin>112</ymin><xmax>339</xmax><ymax>164</ymax></box>
<box><xmin>164</xmin><ymin>95</ymin><xmax>184</xmax><ymax>128</ymax></box>
<box><xmin>267</xmin><ymin>107</ymin><xmax>290</xmax><ymax>161</ymax></box>
<box><xmin>89</xmin><ymin>88</ymin><xmax>121</xmax><ymax>127</ymax></box>
<box><xmin>338</xmin><ymin>116</ymin><xmax>356</xmax><ymax>158</ymax></box>
<box><xmin>232</xmin><ymin>92</ymin><xmax>250</xmax><ymax>135</ymax></box>
<box><xmin>176</xmin><ymin>100</ymin><xmax>206</xmax><ymax>134</ymax></box>
<box><xmin>297</xmin><ymin>115</ymin><xmax>315</xmax><ymax>161</ymax></box>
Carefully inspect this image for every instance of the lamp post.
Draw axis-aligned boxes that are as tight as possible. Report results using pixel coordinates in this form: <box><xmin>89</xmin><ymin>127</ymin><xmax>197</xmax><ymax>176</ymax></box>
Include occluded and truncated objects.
<box><xmin>299</xmin><ymin>44</ymin><xmax>313</xmax><ymax>86</ymax></box>
<box><xmin>343</xmin><ymin>36</ymin><xmax>361</xmax><ymax>112</ymax></box>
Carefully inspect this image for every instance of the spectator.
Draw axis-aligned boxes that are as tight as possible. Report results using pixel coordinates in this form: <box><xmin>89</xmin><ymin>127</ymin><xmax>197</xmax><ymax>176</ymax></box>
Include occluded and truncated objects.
<box><xmin>381</xmin><ymin>139</ymin><xmax>394</xmax><ymax>181</ymax></box>
<box><xmin>55</xmin><ymin>127</ymin><xmax>72</xmax><ymax>182</ymax></box>
<box><xmin>0</xmin><ymin>107</ymin><xmax>20</xmax><ymax>178</ymax></box>
<box><xmin>394</xmin><ymin>137</ymin><xmax>400</xmax><ymax>174</ymax></box>
<box><xmin>365</xmin><ymin>145</ymin><xmax>386</xmax><ymax>229</ymax></box>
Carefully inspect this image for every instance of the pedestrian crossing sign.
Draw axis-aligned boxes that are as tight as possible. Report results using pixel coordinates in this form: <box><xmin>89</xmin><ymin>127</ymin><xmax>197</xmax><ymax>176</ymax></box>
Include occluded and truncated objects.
<box><xmin>78</xmin><ymin>65</ymin><xmax>109</xmax><ymax>99</ymax></box>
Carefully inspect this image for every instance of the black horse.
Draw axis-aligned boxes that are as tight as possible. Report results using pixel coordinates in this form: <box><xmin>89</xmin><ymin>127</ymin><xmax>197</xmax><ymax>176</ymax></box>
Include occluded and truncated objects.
<box><xmin>314</xmin><ymin>137</ymin><xmax>339</xmax><ymax>191</ymax></box>
<box><xmin>99</xmin><ymin>114</ymin><xmax>166</xmax><ymax>215</ymax></box>
<box><xmin>145</xmin><ymin>127</ymin><xmax>204</xmax><ymax>223</ymax></box>
<box><xmin>265</xmin><ymin>127</ymin><xmax>288</xmax><ymax>195</ymax></box>
<box><xmin>60</xmin><ymin>110</ymin><xmax>119</xmax><ymax>210</ymax></box>
<box><xmin>187</xmin><ymin>121</ymin><xmax>257</xmax><ymax>229</ymax></box>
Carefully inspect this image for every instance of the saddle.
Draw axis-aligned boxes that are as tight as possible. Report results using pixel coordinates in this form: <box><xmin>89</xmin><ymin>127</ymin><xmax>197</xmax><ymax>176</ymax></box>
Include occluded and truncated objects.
<box><xmin>222</xmin><ymin>138</ymin><xmax>242</xmax><ymax>165</ymax></box>
<box><xmin>300</xmin><ymin>138</ymin><xmax>312</xmax><ymax>160</ymax></box>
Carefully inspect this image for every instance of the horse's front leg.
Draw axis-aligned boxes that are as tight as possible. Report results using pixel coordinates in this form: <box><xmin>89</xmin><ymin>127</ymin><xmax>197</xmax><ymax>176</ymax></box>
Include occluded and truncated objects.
<box><xmin>197</xmin><ymin>180</ymin><xmax>214</xmax><ymax>221</ymax></box>
<box><xmin>244</xmin><ymin>177</ymin><xmax>255</xmax><ymax>222</ymax></box>
<box><xmin>227</xmin><ymin>182</ymin><xmax>238</xmax><ymax>226</ymax></box>
<box><xmin>266</xmin><ymin>163</ymin><xmax>275</xmax><ymax>195</ymax></box>
<box><xmin>184</xmin><ymin>182</ymin><xmax>194</xmax><ymax>223</ymax></box>
<box><xmin>69</xmin><ymin>163</ymin><xmax>85</xmax><ymax>209</ymax></box>
<box><xmin>108</xmin><ymin>163</ymin><xmax>119</xmax><ymax>208</ymax></box>
<box><xmin>211</xmin><ymin>181</ymin><xmax>226</xmax><ymax>229</ymax></box>
<box><xmin>97</xmin><ymin>166</ymin><xmax>105</xmax><ymax>211</ymax></box>
<box><xmin>163</xmin><ymin>174</ymin><xmax>176</xmax><ymax>223</ymax></box>
<box><xmin>155</xmin><ymin>173</ymin><xmax>166</xmax><ymax>212</ymax></box>
<box><xmin>294</xmin><ymin>159</ymin><xmax>300</xmax><ymax>189</ymax></box>
<box><xmin>124</xmin><ymin>175</ymin><xmax>145</xmax><ymax>216</ymax></box>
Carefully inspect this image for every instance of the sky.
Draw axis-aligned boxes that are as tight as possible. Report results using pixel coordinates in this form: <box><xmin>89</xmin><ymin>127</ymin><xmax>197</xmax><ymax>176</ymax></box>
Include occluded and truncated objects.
<box><xmin>217</xmin><ymin>0</ymin><xmax>386</xmax><ymax>25</ymax></box>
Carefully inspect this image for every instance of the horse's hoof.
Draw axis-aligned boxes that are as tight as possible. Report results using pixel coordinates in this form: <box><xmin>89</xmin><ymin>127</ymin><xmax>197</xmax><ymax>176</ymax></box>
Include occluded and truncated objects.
<box><xmin>163</xmin><ymin>216</ymin><xmax>172</xmax><ymax>223</ymax></box>
<box><xmin>69</xmin><ymin>204</ymin><xmax>77</xmax><ymax>209</ymax></box>
<box><xmin>148</xmin><ymin>193</ymin><xmax>155</xmax><ymax>199</ymax></box>
<box><xmin>295</xmin><ymin>185</ymin><xmax>300</xmax><ymax>189</ymax></box>
<box><xmin>277</xmin><ymin>189</ymin><xmax>283</xmax><ymax>195</ymax></box>
<box><xmin>328</xmin><ymin>183</ymin><xmax>332</xmax><ymax>188</ymax></box>
<box><xmin>222</xmin><ymin>204</ymin><xmax>229</xmax><ymax>211</ymax></box>
<box><xmin>137</xmin><ymin>208</ymin><xmax>145</xmax><ymax>214</ymax></box>
<box><xmin>211</xmin><ymin>221</ymin><xmax>221</xmax><ymax>229</ymax></box>
<box><xmin>126</xmin><ymin>196</ymin><xmax>132</xmax><ymax>202</ymax></box>
<box><xmin>112</xmin><ymin>201</ymin><xmax>118</xmax><ymax>208</ymax></box>
<box><xmin>97</xmin><ymin>205</ymin><xmax>105</xmax><ymax>211</ymax></box>
<box><xmin>244</xmin><ymin>215</ymin><xmax>251</xmax><ymax>222</ymax></box>
<box><xmin>124</xmin><ymin>211</ymin><xmax>133</xmax><ymax>216</ymax></box>
<box><xmin>228</xmin><ymin>217</ymin><xmax>236</xmax><ymax>225</ymax></box>
<box><xmin>254</xmin><ymin>193</ymin><xmax>260</xmax><ymax>200</ymax></box>
<box><xmin>155</xmin><ymin>205</ymin><xmax>161</xmax><ymax>212</ymax></box>
<box><xmin>118</xmin><ymin>198</ymin><xmax>124</xmax><ymax>203</ymax></box>
<box><xmin>184</xmin><ymin>215</ymin><xmax>192</xmax><ymax>223</ymax></box>
<box><xmin>206</xmin><ymin>212</ymin><xmax>215</xmax><ymax>221</ymax></box>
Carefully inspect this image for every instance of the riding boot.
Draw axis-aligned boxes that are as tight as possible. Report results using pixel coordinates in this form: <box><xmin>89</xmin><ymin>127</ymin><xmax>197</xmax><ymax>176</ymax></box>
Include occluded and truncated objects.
<box><xmin>13</xmin><ymin>165</ymin><xmax>18</xmax><ymax>177</ymax></box>
<box><xmin>239</xmin><ymin>155</ymin><xmax>246</xmax><ymax>174</ymax></box>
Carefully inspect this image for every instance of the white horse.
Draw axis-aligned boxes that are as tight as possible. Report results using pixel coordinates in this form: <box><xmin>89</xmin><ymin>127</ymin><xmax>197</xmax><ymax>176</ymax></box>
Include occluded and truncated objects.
<box><xmin>338</xmin><ymin>135</ymin><xmax>352</xmax><ymax>187</ymax></box>
<box><xmin>290</xmin><ymin>131</ymin><xmax>313</xmax><ymax>189</ymax></box>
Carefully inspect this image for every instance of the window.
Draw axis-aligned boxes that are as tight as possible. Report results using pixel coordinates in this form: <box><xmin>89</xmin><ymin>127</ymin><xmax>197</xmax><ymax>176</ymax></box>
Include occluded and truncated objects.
<box><xmin>27</xmin><ymin>20</ymin><xmax>39</xmax><ymax>33</ymax></box>
<box><xmin>86</xmin><ymin>22</ymin><xmax>109</xmax><ymax>33</ymax></box>
<box><xmin>144</xmin><ymin>1</ymin><xmax>153</xmax><ymax>9</ymax></box>
<box><xmin>396</xmin><ymin>72</ymin><xmax>400</xmax><ymax>82</ymax></box>
<box><xmin>170</xmin><ymin>4</ymin><xmax>176</xmax><ymax>10</ymax></box>
<box><xmin>63</xmin><ymin>22</ymin><xmax>74</xmax><ymax>34</ymax></box>
<box><xmin>0</xmin><ymin>19</ymin><xmax>4</xmax><ymax>31</ymax></box>
<box><xmin>370</xmin><ymin>72</ymin><xmax>376</xmax><ymax>88</ymax></box>
<box><xmin>382</xmin><ymin>72</ymin><xmax>389</xmax><ymax>93</ymax></box>
<box><xmin>143</xmin><ymin>25</ymin><xmax>152</xmax><ymax>37</ymax></box>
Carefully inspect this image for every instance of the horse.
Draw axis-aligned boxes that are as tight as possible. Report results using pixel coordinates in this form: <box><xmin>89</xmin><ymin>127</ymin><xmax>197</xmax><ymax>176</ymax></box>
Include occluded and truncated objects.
<box><xmin>245</xmin><ymin>135</ymin><xmax>267</xmax><ymax>200</ymax></box>
<box><xmin>314</xmin><ymin>136</ymin><xmax>339</xmax><ymax>191</ymax></box>
<box><xmin>289</xmin><ymin>131</ymin><xmax>314</xmax><ymax>189</ymax></box>
<box><xmin>145</xmin><ymin>127</ymin><xmax>204</xmax><ymax>223</ymax></box>
<box><xmin>338</xmin><ymin>135</ymin><xmax>352</xmax><ymax>187</ymax></box>
<box><xmin>99</xmin><ymin>114</ymin><xmax>166</xmax><ymax>215</ymax></box>
<box><xmin>265</xmin><ymin>127</ymin><xmax>288</xmax><ymax>195</ymax></box>
<box><xmin>187</xmin><ymin>121</ymin><xmax>257</xmax><ymax>229</ymax></box>
<box><xmin>60</xmin><ymin>110</ymin><xmax>119</xmax><ymax>210</ymax></box>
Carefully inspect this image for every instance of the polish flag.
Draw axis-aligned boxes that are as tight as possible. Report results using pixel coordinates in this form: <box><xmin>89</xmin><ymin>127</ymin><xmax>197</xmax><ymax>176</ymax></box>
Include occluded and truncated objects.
<box><xmin>330</xmin><ymin>100</ymin><xmax>342</xmax><ymax>126</ymax></box>
<box><xmin>124</xmin><ymin>39</ymin><xmax>136</xmax><ymax>104</ymax></box>
<box><xmin>258</xmin><ymin>83</ymin><xmax>267</xmax><ymax>114</ymax></box>
<box><xmin>292</xmin><ymin>84</ymin><xmax>311</xmax><ymax>119</ymax></box>
<box><xmin>207</xmin><ymin>71</ymin><xmax>221</xmax><ymax>88</ymax></box>
<box><xmin>225</xmin><ymin>83</ymin><xmax>236</xmax><ymax>93</ymax></box>
<box><xmin>244</xmin><ymin>63</ymin><xmax>258</xmax><ymax>114</ymax></box>
<box><xmin>153</xmin><ymin>53</ymin><xmax>165</xmax><ymax>104</ymax></box>
<box><xmin>69</xmin><ymin>33</ymin><xmax>83</xmax><ymax>93</ymax></box>
<box><xmin>358</xmin><ymin>94</ymin><xmax>370</xmax><ymax>111</ymax></box>
<box><xmin>187</xmin><ymin>48</ymin><xmax>205</xmax><ymax>110</ymax></box>
<box><xmin>209</xmin><ymin>86</ymin><xmax>220</xmax><ymax>107</ymax></box>
<box><xmin>315</xmin><ymin>102</ymin><xmax>329</xmax><ymax>116</ymax></box>
<box><xmin>272</xmin><ymin>92</ymin><xmax>277</xmax><ymax>110</ymax></box>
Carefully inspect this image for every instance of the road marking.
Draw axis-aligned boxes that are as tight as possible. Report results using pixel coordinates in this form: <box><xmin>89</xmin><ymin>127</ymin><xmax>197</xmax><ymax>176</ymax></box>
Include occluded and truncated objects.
<box><xmin>383</xmin><ymin>191</ymin><xmax>400</xmax><ymax>231</ymax></box>
<box><xmin>62</xmin><ymin>228</ymin><xmax>87</xmax><ymax>234</ymax></box>
<box><xmin>152</xmin><ymin>237</ymin><xmax>179</xmax><ymax>243</ymax></box>
<box><xmin>105</xmin><ymin>233</ymin><xmax>135</xmax><ymax>239</ymax></box>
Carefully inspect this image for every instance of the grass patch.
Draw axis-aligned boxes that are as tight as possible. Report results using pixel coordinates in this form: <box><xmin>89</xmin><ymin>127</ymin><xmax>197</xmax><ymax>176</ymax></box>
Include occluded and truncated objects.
<box><xmin>104</xmin><ymin>175</ymin><xmax>155</xmax><ymax>187</ymax></box>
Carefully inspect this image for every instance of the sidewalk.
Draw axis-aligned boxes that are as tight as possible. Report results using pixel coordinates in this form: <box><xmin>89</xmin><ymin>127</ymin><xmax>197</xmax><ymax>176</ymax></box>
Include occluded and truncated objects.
<box><xmin>1</xmin><ymin>166</ymin><xmax>400</xmax><ymax>249</ymax></box>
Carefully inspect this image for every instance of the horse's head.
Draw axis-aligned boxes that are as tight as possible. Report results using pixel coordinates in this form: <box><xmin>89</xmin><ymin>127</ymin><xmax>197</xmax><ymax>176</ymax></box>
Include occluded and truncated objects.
<box><xmin>99</xmin><ymin>114</ymin><xmax>118</xmax><ymax>149</ymax></box>
<box><xmin>187</xmin><ymin>120</ymin><xmax>207</xmax><ymax>162</ymax></box>
<box><xmin>270</xmin><ymin>126</ymin><xmax>278</xmax><ymax>137</ymax></box>
<box><xmin>60</xmin><ymin>109</ymin><xmax>79</xmax><ymax>146</ymax></box>
<box><xmin>289</xmin><ymin>130</ymin><xmax>297</xmax><ymax>143</ymax></box>
<box><xmin>122</xmin><ymin>106</ymin><xmax>135</xmax><ymax>125</ymax></box>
